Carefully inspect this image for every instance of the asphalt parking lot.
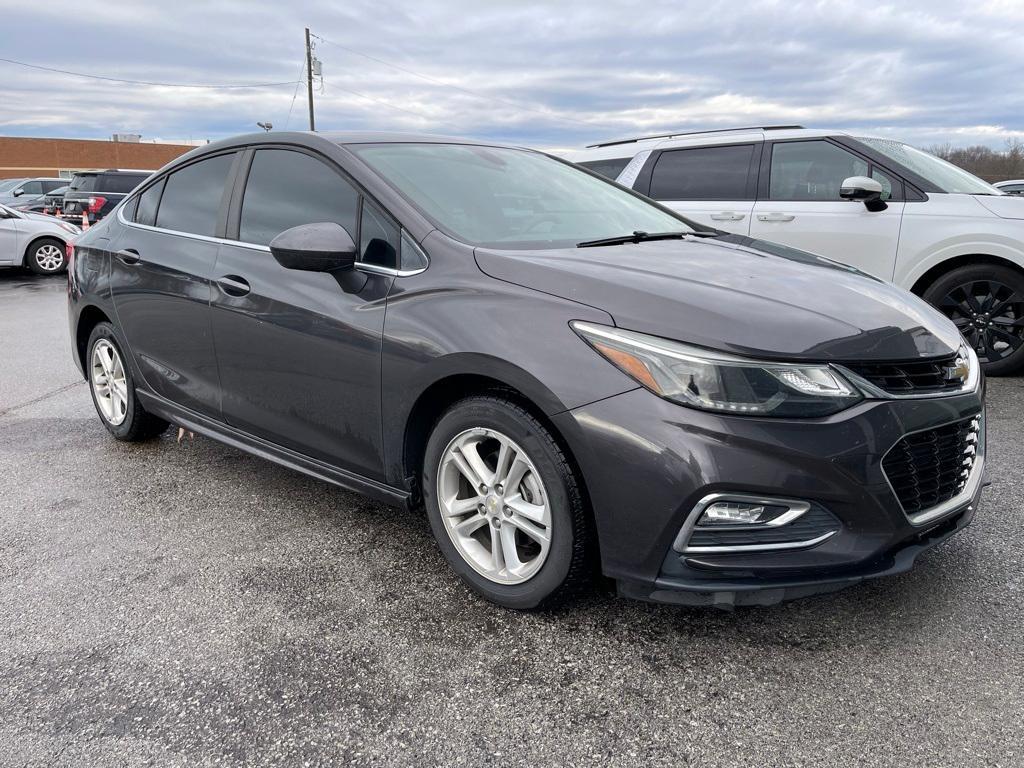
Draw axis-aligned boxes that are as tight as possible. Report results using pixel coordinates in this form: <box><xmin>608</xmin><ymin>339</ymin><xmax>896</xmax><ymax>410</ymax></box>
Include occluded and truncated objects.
<box><xmin>1</xmin><ymin>269</ymin><xmax>1022</xmax><ymax>768</ymax></box>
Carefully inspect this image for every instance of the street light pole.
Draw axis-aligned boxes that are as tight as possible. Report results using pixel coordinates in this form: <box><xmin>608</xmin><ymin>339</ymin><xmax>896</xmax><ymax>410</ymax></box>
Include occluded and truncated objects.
<box><xmin>305</xmin><ymin>27</ymin><xmax>316</xmax><ymax>131</ymax></box>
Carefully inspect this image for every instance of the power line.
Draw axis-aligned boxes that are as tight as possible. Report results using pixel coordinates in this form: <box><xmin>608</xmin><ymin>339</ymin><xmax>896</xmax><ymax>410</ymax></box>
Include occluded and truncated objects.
<box><xmin>310</xmin><ymin>33</ymin><xmax>603</xmax><ymax>129</ymax></box>
<box><xmin>0</xmin><ymin>57</ymin><xmax>301</xmax><ymax>89</ymax></box>
<box><xmin>284</xmin><ymin>55</ymin><xmax>308</xmax><ymax>129</ymax></box>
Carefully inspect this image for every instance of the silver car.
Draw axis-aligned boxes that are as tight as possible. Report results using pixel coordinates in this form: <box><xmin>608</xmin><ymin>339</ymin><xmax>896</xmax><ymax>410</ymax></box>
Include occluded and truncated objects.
<box><xmin>0</xmin><ymin>203</ymin><xmax>81</xmax><ymax>275</ymax></box>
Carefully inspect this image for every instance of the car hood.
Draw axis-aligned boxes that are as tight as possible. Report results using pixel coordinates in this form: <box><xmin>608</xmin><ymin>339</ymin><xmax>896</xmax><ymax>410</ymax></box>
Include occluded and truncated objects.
<box><xmin>974</xmin><ymin>194</ymin><xmax>1024</xmax><ymax>220</ymax></box>
<box><xmin>474</xmin><ymin>234</ymin><xmax>962</xmax><ymax>361</ymax></box>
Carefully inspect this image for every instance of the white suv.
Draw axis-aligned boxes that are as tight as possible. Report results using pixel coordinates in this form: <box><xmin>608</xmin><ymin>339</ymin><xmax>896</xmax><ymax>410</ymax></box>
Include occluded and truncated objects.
<box><xmin>567</xmin><ymin>126</ymin><xmax>1024</xmax><ymax>374</ymax></box>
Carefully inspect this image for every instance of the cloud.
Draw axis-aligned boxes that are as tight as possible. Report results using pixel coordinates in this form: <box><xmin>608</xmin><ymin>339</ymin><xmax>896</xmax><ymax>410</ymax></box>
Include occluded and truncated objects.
<box><xmin>0</xmin><ymin>0</ymin><xmax>1022</xmax><ymax>151</ymax></box>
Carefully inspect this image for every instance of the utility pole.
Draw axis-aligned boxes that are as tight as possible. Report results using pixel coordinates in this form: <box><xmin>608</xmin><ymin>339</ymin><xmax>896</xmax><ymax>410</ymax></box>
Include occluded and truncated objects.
<box><xmin>305</xmin><ymin>27</ymin><xmax>316</xmax><ymax>131</ymax></box>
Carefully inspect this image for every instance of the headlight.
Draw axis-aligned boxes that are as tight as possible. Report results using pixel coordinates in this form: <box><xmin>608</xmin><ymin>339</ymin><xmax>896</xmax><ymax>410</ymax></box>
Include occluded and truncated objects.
<box><xmin>571</xmin><ymin>321</ymin><xmax>862</xmax><ymax>418</ymax></box>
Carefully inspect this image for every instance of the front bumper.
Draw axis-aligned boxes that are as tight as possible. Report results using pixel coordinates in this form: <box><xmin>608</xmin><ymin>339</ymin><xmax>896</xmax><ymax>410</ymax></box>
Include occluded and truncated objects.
<box><xmin>552</xmin><ymin>382</ymin><xmax>985</xmax><ymax>607</ymax></box>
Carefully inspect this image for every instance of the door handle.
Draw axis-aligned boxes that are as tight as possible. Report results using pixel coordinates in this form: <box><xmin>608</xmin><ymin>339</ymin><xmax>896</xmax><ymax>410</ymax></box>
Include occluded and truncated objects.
<box><xmin>757</xmin><ymin>213</ymin><xmax>796</xmax><ymax>222</ymax></box>
<box><xmin>710</xmin><ymin>212</ymin><xmax>746</xmax><ymax>221</ymax></box>
<box><xmin>216</xmin><ymin>275</ymin><xmax>251</xmax><ymax>297</ymax></box>
<box><xmin>116</xmin><ymin>248</ymin><xmax>141</xmax><ymax>265</ymax></box>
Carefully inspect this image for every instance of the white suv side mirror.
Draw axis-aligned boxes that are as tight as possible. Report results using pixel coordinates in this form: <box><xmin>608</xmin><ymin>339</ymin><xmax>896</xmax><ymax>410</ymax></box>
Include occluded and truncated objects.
<box><xmin>839</xmin><ymin>176</ymin><xmax>887</xmax><ymax>212</ymax></box>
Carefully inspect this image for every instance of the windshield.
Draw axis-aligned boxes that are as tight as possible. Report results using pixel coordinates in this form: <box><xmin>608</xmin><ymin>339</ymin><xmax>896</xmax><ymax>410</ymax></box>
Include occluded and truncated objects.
<box><xmin>0</xmin><ymin>179</ymin><xmax>25</xmax><ymax>195</ymax></box>
<box><xmin>857</xmin><ymin>138</ymin><xmax>1000</xmax><ymax>195</ymax></box>
<box><xmin>352</xmin><ymin>143</ymin><xmax>691</xmax><ymax>248</ymax></box>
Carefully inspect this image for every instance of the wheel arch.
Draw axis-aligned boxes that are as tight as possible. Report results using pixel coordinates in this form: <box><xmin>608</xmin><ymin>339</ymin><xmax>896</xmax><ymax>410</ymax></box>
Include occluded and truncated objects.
<box><xmin>400</xmin><ymin>366</ymin><xmax>596</xmax><ymax>528</ymax></box>
<box><xmin>75</xmin><ymin>305</ymin><xmax>112</xmax><ymax>379</ymax></box>
<box><xmin>21</xmin><ymin>233</ymin><xmax>67</xmax><ymax>266</ymax></box>
<box><xmin>909</xmin><ymin>253</ymin><xmax>1024</xmax><ymax>296</ymax></box>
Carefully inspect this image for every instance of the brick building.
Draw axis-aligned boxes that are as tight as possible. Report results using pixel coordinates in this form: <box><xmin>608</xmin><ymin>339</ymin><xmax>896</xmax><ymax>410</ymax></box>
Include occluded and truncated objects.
<box><xmin>0</xmin><ymin>136</ymin><xmax>201</xmax><ymax>180</ymax></box>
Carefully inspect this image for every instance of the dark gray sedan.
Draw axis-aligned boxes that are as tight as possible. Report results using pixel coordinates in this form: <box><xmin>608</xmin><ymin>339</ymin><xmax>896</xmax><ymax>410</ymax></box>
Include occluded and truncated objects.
<box><xmin>67</xmin><ymin>132</ymin><xmax>985</xmax><ymax>609</ymax></box>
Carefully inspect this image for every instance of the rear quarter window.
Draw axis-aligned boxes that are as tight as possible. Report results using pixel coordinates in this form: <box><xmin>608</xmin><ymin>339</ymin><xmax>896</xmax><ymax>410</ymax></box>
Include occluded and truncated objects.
<box><xmin>577</xmin><ymin>158</ymin><xmax>631</xmax><ymax>181</ymax></box>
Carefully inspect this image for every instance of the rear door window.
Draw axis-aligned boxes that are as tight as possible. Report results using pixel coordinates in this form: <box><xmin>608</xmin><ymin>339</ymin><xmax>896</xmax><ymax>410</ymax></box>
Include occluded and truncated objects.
<box><xmin>155</xmin><ymin>153</ymin><xmax>235</xmax><ymax>237</ymax></box>
<box><xmin>650</xmin><ymin>145</ymin><xmax>756</xmax><ymax>200</ymax></box>
<box><xmin>239</xmin><ymin>148</ymin><xmax>359</xmax><ymax>247</ymax></box>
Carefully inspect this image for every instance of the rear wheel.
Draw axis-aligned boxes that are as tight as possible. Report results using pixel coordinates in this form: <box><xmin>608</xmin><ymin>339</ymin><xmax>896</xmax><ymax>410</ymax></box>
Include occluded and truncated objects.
<box><xmin>87</xmin><ymin>323</ymin><xmax>169</xmax><ymax>441</ymax></box>
<box><xmin>421</xmin><ymin>396</ymin><xmax>592</xmax><ymax>610</ymax></box>
<box><xmin>26</xmin><ymin>238</ymin><xmax>66</xmax><ymax>275</ymax></box>
<box><xmin>924</xmin><ymin>263</ymin><xmax>1024</xmax><ymax>375</ymax></box>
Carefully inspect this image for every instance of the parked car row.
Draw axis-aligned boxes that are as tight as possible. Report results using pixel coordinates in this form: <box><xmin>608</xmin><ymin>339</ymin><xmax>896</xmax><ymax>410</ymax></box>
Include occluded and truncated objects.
<box><xmin>568</xmin><ymin>126</ymin><xmax>1024</xmax><ymax>374</ymax></box>
<box><xmin>0</xmin><ymin>169</ymin><xmax>149</xmax><ymax>274</ymax></box>
<box><xmin>68</xmin><ymin>131</ymin><xmax>985</xmax><ymax>611</ymax></box>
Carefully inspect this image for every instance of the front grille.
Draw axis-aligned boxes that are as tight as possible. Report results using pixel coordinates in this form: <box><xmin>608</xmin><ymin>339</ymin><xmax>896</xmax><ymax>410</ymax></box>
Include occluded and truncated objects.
<box><xmin>844</xmin><ymin>354</ymin><xmax>964</xmax><ymax>395</ymax></box>
<box><xmin>882</xmin><ymin>415</ymin><xmax>981</xmax><ymax>517</ymax></box>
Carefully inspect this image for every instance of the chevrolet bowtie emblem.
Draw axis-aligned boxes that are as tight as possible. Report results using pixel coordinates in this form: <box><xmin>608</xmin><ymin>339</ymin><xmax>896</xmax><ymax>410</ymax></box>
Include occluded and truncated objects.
<box><xmin>945</xmin><ymin>356</ymin><xmax>969</xmax><ymax>383</ymax></box>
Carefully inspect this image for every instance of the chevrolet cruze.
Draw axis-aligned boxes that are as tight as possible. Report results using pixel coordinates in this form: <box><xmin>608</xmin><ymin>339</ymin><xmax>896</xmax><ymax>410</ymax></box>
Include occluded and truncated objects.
<box><xmin>68</xmin><ymin>132</ymin><xmax>986</xmax><ymax>609</ymax></box>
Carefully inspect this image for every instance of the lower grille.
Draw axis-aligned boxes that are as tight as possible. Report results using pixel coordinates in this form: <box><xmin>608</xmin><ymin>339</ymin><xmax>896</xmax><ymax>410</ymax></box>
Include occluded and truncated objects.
<box><xmin>882</xmin><ymin>415</ymin><xmax>981</xmax><ymax>517</ymax></box>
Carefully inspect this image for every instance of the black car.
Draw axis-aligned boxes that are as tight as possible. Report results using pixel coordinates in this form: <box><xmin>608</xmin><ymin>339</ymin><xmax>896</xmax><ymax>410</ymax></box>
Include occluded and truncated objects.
<box><xmin>67</xmin><ymin>132</ymin><xmax>986</xmax><ymax>610</ymax></box>
<box><xmin>62</xmin><ymin>169</ymin><xmax>149</xmax><ymax>225</ymax></box>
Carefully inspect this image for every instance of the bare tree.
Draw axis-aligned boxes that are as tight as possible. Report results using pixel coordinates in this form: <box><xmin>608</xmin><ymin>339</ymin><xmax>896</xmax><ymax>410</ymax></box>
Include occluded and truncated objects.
<box><xmin>927</xmin><ymin>139</ymin><xmax>1024</xmax><ymax>182</ymax></box>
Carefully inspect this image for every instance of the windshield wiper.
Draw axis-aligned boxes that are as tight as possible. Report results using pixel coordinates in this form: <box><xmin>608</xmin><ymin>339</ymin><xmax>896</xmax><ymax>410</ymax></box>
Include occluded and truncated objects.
<box><xmin>576</xmin><ymin>230</ymin><xmax>717</xmax><ymax>248</ymax></box>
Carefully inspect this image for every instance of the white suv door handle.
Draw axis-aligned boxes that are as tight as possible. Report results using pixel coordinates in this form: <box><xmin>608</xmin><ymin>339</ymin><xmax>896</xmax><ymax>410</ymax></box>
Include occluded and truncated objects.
<box><xmin>757</xmin><ymin>213</ymin><xmax>795</xmax><ymax>222</ymax></box>
<box><xmin>710</xmin><ymin>212</ymin><xmax>745</xmax><ymax>221</ymax></box>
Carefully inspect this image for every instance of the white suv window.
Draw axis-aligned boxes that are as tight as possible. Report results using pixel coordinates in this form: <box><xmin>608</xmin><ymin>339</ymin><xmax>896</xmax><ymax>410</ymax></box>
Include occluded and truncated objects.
<box><xmin>650</xmin><ymin>145</ymin><xmax>755</xmax><ymax>200</ymax></box>
<box><xmin>769</xmin><ymin>141</ymin><xmax>895</xmax><ymax>201</ymax></box>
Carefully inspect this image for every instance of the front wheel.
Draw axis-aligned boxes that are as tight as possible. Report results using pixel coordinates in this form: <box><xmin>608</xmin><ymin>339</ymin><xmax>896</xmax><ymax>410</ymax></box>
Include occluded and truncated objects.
<box><xmin>923</xmin><ymin>263</ymin><xmax>1024</xmax><ymax>376</ymax></box>
<box><xmin>26</xmin><ymin>238</ymin><xmax>66</xmax><ymax>275</ymax></box>
<box><xmin>421</xmin><ymin>396</ymin><xmax>592</xmax><ymax>610</ymax></box>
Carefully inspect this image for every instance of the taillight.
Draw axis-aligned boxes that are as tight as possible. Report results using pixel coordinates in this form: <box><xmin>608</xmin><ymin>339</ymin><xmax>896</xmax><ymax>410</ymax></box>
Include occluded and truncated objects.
<box><xmin>66</xmin><ymin>241</ymin><xmax>75</xmax><ymax>270</ymax></box>
<box><xmin>86</xmin><ymin>196</ymin><xmax>107</xmax><ymax>214</ymax></box>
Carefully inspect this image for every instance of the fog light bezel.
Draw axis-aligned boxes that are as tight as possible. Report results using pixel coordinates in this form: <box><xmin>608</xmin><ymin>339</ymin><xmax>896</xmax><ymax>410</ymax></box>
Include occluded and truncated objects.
<box><xmin>672</xmin><ymin>493</ymin><xmax>837</xmax><ymax>554</ymax></box>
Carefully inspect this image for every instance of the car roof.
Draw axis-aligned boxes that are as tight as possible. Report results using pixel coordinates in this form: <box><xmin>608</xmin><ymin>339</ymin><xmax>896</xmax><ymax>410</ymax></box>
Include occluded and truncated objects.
<box><xmin>567</xmin><ymin>126</ymin><xmax>892</xmax><ymax>162</ymax></box>
<box><xmin>994</xmin><ymin>179</ymin><xmax>1024</xmax><ymax>186</ymax></box>
<box><xmin>73</xmin><ymin>169</ymin><xmax>151</xmax><ymax>175</ymax></box>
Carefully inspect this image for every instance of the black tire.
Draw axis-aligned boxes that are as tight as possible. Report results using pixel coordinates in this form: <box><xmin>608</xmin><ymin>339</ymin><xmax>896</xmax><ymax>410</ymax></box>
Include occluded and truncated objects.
<box><xmin>422</xmin><ymin>395</ymin><xmax>592</xmax><ymax>610</ymax></box>
<box><xmin>922</xmin><ymin>263</ymin><xmax>1024</xmax><ymax>376</ymax></box>
<box><xmin>25</xmin><ymin>237</ymin><xmax>67</xmax><ymax>275</ymax></box>
<box><xmin>86</xmin><ymin>323</ymin><xmax>169</xmax><ymax>441</ymax></box>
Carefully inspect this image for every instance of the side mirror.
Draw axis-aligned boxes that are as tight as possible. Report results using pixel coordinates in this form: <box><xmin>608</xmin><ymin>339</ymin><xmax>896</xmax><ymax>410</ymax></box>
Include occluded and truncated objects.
<box><xmin>269</xmin><ymin>222</ymin><xmax>357</xmax><ymax>272</ymax></box>
<box><xmin>839</xmin><ymin>176</ymin><xmax>887</xmax><ymax>212</ymax></box>
<box><xmin>11</xmin><ymin>188</ymin><xmax>23</xmax><ymax>197</ymax></box>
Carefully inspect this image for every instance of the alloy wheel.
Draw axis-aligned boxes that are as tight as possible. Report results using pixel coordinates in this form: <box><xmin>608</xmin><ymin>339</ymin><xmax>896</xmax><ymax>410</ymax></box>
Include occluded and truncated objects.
<box><xmin>91</xmin><ymin>340</ymin><xmax>129</xmax><ymax>426</ymax></box>
<box><xmin>939</xmin><ymin>279</ymin><xmax>1024</xmax><ymax>363</ymax></box>
<box><xmin>437</xmin><ymin>428</ymin><xmax>552</xmax><ymax>585</ymax></box>
<box><xmin>34</xmin><ymin>243</ymin><xmax>65</xmax><ymax>272</ymax></box>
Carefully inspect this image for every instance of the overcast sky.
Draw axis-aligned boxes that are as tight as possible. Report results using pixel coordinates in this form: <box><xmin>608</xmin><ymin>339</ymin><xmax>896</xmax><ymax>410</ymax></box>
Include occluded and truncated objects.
<box><xmin>1</xmin><ymin>0</ymin><xmax>1022</xmax><ymax>152</ymax></box>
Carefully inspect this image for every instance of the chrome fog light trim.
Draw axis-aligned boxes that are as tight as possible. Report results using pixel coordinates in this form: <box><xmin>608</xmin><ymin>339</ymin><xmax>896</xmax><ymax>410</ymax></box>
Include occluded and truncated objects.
<box><xmin>672</xmin><ymin>493</ymin><xmax>833</xmax><ymax>554</ymax></box>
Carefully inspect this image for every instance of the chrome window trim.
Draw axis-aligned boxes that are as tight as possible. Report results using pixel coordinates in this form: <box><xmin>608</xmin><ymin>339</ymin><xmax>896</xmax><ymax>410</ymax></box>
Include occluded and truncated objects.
<box><xmin>672</xmin><ymin>493</ymin><xmax>836</xmax><ymax>554</ymax></box>
<box><xmin>117</xmin><ymin>203</ymin><xmax>428</xmax><ymax>277</ymax></box>
<box><xmin>882</xmin><ymin>412</ymin><xmax>986</xmax><ymax>527</ymax></box>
